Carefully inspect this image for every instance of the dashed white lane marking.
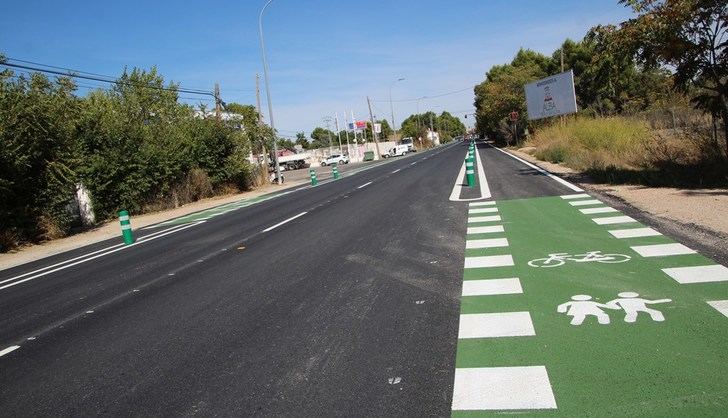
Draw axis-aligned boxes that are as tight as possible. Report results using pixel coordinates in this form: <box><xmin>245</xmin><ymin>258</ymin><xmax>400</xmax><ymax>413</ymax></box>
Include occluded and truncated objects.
<box><xmin>662</xmin><ymin>265</ymin><xmax>728</xmax><ymax>284</ymax></box>
<box><xmin>0</xmin><ymin>222</ymin><xmax>205</xmax><ymax>292</ymax></box>
<box><xmin>464</xmin><ymin>255</ymin><xmax>514</xmax><ymax>269</ymax></box>
<box><xmin>580</xmin><ymin>207</ymin><xmax>619</xmax><ymax>215</ymax></box>
<box><xmin>462</xmin><ymin>278</ymin><xmax>522</xmax><ymax>296</ymax></box>
<box><xmin>592</xmin><ymin>215</ymin><xmax>637</xmax><ymax>225</ymax></box>
<box><xmin>609</xmin><ymin>227</ymin><xmax>661</xmax><ymax>239</ymax></box>
<box><xmin>391</xmin><ymin>169</ymin><xmax>401</xmax><ymax>174</ymax></box>
<box><xmin>569</xmin><ymin>199</ymin><xmax>602</xmax><ymax>206</ymax></box>
<box><xmin>410</xmin><ymin>162</ymin><xmax>417</xmax><ymax>165</ymax></box>
<box><xmin>469</xmin><ymin>201</ymin><xmax>496</xmax><ymax>207</ymax></box>
<box><xmin>561</xmin><ymin>193</ymin><xmax>590</xmax><ymax>199</ymax></box>
<box><xmin>468</xmin><ymin>215</ymin><xmax>502</xmax><ymax>223</ymax></box>
<box><xmin>490</xmin><ymin>145</ymin><xmax>583</xmax><ymax>192</ymax></box>
<box><xmin>0</xmin><ymin>345</ymin><xmax>20</xmax><ymax>357</ymax></box>
<box><xmin>458</xmin><ymin>312</ymin><xmax>536</xmax><ymax>339</ymax></box>
<box><xmin>452</xmin><ymin>366</ymin><xmax>557</xmax><ymax>410</ymax></box>
<box><xmin>707</xmin><ymin>300</ymin><xmax>728</xmax><ymax>318</ymax></box>
<box><xmin>262</xmin><ymin>212</ymin><xmax>308</xmax><ymax>233</ymax></box>
<box><xmin>469</xmin><ymin>207</ymin><xmax>498</xmax><ymax>214</ymax></box>
<box><xmin>467</xmin><ymin>225</ymin><xmax>505</xmax><ymax>234</ymax></box>
<box><xmin>631</xmin><ymin>243</ymin><xmax>696</xmax><ymax>257</ymax></box>
<box><xmin>466</xmin><ymin>238</ymin><xmax>509</xmax><ymax>249</ymax></box>
<box><xmin>357</xmin><ymin>181</ymin><xmax>373</xmax><ymax>189</ymax></box>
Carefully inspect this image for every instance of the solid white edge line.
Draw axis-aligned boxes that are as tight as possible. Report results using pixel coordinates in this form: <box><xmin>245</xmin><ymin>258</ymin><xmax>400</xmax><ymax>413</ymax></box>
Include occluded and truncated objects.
<box><xmin>488</xmin><ymin>144</ymin><xmax>583</xmax><ymax>192</ymax></box>
<box><xmin>357</xmin><ymin>181</ymin><xmax>373</xmax><ymax>189</ymax></box>
<box><xmin>0</xmin><ymin>221</ymin><xmax>204</xmax><ymax>286</ymax></box>
<box><xmin>262</xmin><ymin>212</ymin><xmax>308</xmax><ymax>233</ymax></box>
<box><xmin>0</xmin><ymin>345</ymin><xmax>20</xmax><ymax>357</ymax></box>
<box><xmin>0</xmin><ymin>221</ymin><xmax>205</xmax><ymax>292</ymax></box>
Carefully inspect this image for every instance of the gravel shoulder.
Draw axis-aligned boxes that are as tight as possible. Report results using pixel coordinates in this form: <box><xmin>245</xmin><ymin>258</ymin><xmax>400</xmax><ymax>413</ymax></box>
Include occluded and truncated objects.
<box><xmin>508</xmin><ymin>146</ymin><xmax>728</xmax><ymax>265</ymax></box>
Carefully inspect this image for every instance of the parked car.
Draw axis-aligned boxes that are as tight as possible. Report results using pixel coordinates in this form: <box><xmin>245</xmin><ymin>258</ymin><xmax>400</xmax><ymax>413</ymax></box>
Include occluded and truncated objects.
<box><xmin>321</xmin><ymin>154</ymin><xmax>349</xmax><ymax>166</ymax></box>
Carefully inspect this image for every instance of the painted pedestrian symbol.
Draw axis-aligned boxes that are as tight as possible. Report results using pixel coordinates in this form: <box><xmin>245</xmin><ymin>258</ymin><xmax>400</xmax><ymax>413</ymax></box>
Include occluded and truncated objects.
<box><xmin>557</xmin><ymin>295</ymin><xmax>612</xmax><ymax>325</ymax></box>
<box><xmin>557</xmin><ymin>292</ymin><xmax>672</xmax><ymax>325</ymax></box>
<box><xmin>529</xmin><ymin>251</ymin><xmax>631</xmax><ymax>268</ymax></box>
<box><xmin>604</xmin><ymin>292</ymin><xmax>672</xmax><ymax>323</ymax></box>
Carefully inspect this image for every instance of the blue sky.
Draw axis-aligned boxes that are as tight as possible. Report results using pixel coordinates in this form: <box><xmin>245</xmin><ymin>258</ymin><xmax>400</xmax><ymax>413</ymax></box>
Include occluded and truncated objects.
<box><xmin>1</xmin><ymin>1</ymin><xmax>634</xmax><ymax>137</ymax></box>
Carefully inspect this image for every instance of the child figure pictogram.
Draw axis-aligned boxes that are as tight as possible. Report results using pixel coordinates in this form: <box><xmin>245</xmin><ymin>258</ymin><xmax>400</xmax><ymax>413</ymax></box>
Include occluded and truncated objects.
<box><xmin>558</xmin><ymin>292</ymin><xmax>672</xmax><ymax>326</ymax></box>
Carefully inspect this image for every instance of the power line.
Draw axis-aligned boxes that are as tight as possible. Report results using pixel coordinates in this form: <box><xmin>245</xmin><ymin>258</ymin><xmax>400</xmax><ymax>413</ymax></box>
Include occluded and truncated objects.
<box><xmin>372</xmin><ymin>86</ymin><xmax>473</xmax><ymax>103</ymax></box>
<box><xmin>0</xmin><ymin>61</ymin><xmax>215</xmax><ymax>98</ymax></box>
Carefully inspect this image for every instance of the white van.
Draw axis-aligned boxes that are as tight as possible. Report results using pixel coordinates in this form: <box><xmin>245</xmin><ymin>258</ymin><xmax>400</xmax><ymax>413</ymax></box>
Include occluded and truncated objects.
<box><xmin>389</xmin><ymin>145</ymin><xmax>409</xmax><ymax>157</ymax></box>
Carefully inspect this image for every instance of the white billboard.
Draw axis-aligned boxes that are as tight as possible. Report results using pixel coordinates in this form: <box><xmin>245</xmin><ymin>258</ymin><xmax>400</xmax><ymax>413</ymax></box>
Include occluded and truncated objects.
<box><xmin>524</xmin><ymin>70</ymin><xmax>577</xmax><ymax>120</ymax></box>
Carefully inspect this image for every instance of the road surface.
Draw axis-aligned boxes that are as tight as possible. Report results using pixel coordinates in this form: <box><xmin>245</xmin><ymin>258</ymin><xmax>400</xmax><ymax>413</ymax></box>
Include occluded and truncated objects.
<box><xmin>1</xmin><ymin>141</ymin><xmax>727</xmax><ymax>416</ymax></box>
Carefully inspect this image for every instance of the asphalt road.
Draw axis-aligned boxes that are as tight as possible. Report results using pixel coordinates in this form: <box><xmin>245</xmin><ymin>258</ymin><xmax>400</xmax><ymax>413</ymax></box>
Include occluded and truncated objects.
<box><xmin>1</xmin><ymin>140</ymin><xmax>726</xmax><ymax>416</ymax></box>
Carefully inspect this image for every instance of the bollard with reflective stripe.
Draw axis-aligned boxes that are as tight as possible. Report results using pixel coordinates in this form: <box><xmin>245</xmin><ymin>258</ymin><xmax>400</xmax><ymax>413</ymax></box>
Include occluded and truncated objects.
<box><xmin>309</xmin><ymin>168</ymin><xmax>318</xmax><ymax>186</ymax></box>
<box><xmin>466</xmin><ymin>160</ymin><xmax>475</xmax><ymax>187</ymax></box>
<box><xmin>332</xmin><ymin>163</ymin><xmax>340</xmax><ymax>180</ymax></box>
<box><xmin>119</xmin><ymin>210</ymin><xmax>134</xmax><ymax>245</ymax></box>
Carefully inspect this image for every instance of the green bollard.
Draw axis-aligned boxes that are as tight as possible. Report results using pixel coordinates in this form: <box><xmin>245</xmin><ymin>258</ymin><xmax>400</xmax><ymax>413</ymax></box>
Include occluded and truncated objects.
<box><xmin>466</xmin><ymin>155</ymin><xmax>476</xmax><ymax>187</ymax></box>
<box><xmin>309</xmin><ymin>168</ymin><xmax>318</xmax><ymax>186</ymax></box>
<box><xmin>332</xmin><ymin>163</ymin><xmax>340</xmax><ymax>180</ymax></box>
<box><xmin>119</xmin><ymin>210</ymin><xmax>134</xmax><ymax>245</ymax></box>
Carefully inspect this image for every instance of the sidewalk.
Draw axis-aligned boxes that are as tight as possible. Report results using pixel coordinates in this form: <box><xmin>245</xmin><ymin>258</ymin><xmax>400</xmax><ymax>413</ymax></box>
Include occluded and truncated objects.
<box><xmin>0</xmin><ymin>179</ymin><xmax>308</xmax><ymax>271</ymax></box>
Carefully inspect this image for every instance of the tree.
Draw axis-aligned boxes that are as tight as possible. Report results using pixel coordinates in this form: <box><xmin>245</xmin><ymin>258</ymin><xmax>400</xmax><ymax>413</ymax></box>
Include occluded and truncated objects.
<box><xmin>294</xmin><ymin>131</ymin><xmax>310</xmax><ymax>149</ymax></box>
<box><xmin>618</xmin><ymin>0</ymin><xmax>728</xmax><ymax>155</ymax></box>
<box><xmin>310</xmin><ymin>127</ymin><xmax>336</xmax><ymax>149</ymax></box>
<box><xmin>437</xmin><ymin>111</ymin><xmax>467</xmax><ymax>141</ymax></box>
<box><xmin>363</xmin><ymin>119</ymin><xmax>393</xmax><ymax>141</ymax></box>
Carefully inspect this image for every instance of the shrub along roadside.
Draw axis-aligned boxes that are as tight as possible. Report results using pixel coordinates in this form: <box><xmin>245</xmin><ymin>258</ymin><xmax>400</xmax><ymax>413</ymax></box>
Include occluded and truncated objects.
<box><xmin>526</xmin><ymin>116</ymin><xmax>728</xmax><ymax>187</ymax></box>
<box><xmin>0</xmin><ymin>66</ymin><xmax>255</xmax><ymax>252</ymax></box>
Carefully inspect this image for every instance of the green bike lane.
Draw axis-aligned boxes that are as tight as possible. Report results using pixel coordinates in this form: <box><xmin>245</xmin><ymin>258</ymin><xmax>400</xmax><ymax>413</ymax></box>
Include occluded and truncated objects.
<box><xmin>452</xmin><ymin>194</ymin><xmax>728</xmax><ymax>415</ymax></box>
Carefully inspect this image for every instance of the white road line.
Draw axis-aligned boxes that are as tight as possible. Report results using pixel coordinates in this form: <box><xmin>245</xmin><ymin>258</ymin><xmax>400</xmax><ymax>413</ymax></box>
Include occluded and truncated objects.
<box><xmin>462</xmin><ymin>278</ymin><xmax>522</xmax><ymax>296</ymax></box>
<box><xmin>0</xmin><ymin>345</ymin><xmax>20</xmax><ymax>357</ymax></box>
<box><xmin>468</xmin><ymin>207</ymin><xmax>498</xmax><ymax>214</ymax></box>
<box><xmin>467</xmin><ymin>225</ymin><xmax>505</xmax><ymax>235</ymax></box>
<box><xmin>452</xmin><ymin>366</ymin><xmax>557</xmax><ymax>410</ymax></box>
<box><xmin>458</xmin><ymin>312</ymin><xmax>535</xmax><ymax>339</ymax></box>
<box><xmin>489</xmin><ymin>144</ymin><xmax>583</xmax><ymax>192</ymax></box>
<box><xmin>0</xmin><ymin>222</ymin><xmax>205</xmax><ymax>292</ymax></box>
<box><xmin>468</xmin><ymin>215</ymin><xmax>502</xmax><ymax>223</ymax></box>
<box><xmin>569</xmin><ymin>199</ymin><xmax>603</xmax><ymax>206</ymax></box>
<box><xmin>464</xmin><ymin>255</ymin><xmax>514</xmax><ymax>268</ymax></box>
<box><xmin>631</xmin><ymin>243</ymin><xmax>696</xmax><ymax>257</ymax></box>
<box><xmin>262</xmin><ymin>212</ymin><xmax>308</xmax><ymax>232</ymax></box>
<box><xmin>707</xmin><ymin>300</ymin><xmax>728</xmax><ymax>318</ymax></box>
<box><xmin>391</xmin><ymin>169</ymin><xmax>401</xmax><ymax>174</ymax></box>
<box><xmin>561</xmin><ymin>193</ymin><xmax>590</xmax><ymax>199</ymax></box>
<box><xmin>609</xmin><ymin>227</ymin><xmax>661</xmax><ymax>239</ymax></box>
<box><xmin>466</xmin><ymin>238</ymin><xmax>509</xmax><ymax>249</ymax></box>
<box><xmin>580</xmin><ymin>207</ymin><xmax>619</xmax><ymax>214</ymax></box>
<box><xmin>469</xmin><ymin>201</ymin><xmax>496</xmax><ymax>207</ymax></box>
<box><xmin>449</xmin><ymin>147</ymin><xmax>491</xmax><ymax>201</ymax></box>
<box><xmin>592</xmin><ymin>216</ymin><xmax>637</xmax><ymax>225</ymax></box>
<box><xmin>357</xmin><ymin>181</ymin><xmax>373</xmax><ymax>189</ymax></box>
<box><xmin>0</xmin><ymin>222</ymin><xmax>203</xmax><ymax>286</ymax></box>
<box><xmin>662</xmin><ymin>265</ymin><xmax>728</xmax><ymax>284</ymax></box>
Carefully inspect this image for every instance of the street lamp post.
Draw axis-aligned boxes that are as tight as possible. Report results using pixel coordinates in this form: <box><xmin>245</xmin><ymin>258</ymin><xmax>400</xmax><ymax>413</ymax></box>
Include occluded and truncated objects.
<box><xmin>258</xmin><ymin>0</ymin><xmax>281</xmax><ymax>184</ymax></box>
<box><xmin>389</xmin><ymin>77</ymin><xmax>404</xmax><ymax>141</ymax></box>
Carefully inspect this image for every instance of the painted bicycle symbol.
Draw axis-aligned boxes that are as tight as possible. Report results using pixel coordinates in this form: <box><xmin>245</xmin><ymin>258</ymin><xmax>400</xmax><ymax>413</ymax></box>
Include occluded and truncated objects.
<box><xmin>528</xmin><ymin>251</ymin><xmax>631</xmax><ymax>268</ymax></box>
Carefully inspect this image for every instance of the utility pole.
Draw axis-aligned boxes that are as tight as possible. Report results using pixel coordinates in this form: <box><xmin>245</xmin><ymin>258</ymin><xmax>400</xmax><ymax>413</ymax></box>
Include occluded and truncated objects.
<box><xmin>323</xmin><ymin>116</ymin><xmax>333</xmax><ymax>155</ymax></box>
<box><xmin>334</xmin><ymin>113</ymin><xmax>343</xmax><ymax>154</ymax></box>
<box><xmin>214</xmin><ymin>83</ymin><xmax>221</xmax><ymax>120</ymax></box>
<box><xmin>258</xmin><ymin>0</ymin><xmax>281</xmax><ymax>184</ymax></box>
<box><xmin>255</xmin><ymin>73</ymin><xmax>268</xmax><ymax>183</ymax></box>
<box><xmin>367</xmin><ymin>96</ymin><xmax>381</xmax><ymax>159</ymax></box>
<box><xmin>343</xmin><ymin>111</ymin><xmax>351</xmax><ymax>157</ymax></box>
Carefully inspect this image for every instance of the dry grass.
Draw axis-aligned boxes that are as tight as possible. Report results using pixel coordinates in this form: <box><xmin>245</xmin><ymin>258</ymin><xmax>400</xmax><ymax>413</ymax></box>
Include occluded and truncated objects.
<box><xmin>527</xmin><ymin>116</ymin><xmax>727</xmax><ymax>187</ymax></box>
